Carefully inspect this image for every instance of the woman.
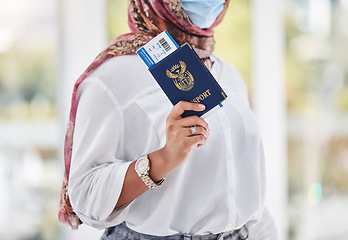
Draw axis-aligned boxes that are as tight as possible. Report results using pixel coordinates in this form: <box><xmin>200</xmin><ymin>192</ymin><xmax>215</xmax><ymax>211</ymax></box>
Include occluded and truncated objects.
<box><xmin>59</xmin><ymin>0</ymin><xmax>277</xmax><ymax>239</ymax></box>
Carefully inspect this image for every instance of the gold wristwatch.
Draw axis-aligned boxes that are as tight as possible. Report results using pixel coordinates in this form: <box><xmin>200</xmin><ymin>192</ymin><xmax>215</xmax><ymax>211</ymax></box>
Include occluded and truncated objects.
<box><xmin>134</xmin><ymin>154</ymin><xmax>165</xmax><ymax>189</ymax></box>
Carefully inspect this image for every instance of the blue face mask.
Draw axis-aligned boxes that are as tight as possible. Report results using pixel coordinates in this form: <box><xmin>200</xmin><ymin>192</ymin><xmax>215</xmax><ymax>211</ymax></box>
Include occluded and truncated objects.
<box><xmin>181</xmin><ymin>0</ymin><xmax>225</xmax><ymax>29</ymax></box>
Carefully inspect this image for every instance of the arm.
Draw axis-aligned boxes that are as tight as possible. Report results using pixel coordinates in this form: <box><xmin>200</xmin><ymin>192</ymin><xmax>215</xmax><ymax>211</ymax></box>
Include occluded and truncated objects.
<box><xmin>68</xmin><ymin>79</ymin><xmax>210</xmax><ymax>227</ymax></box>
<box><xmin>116</xmin><ymin>101</ymin><xmax>210</xmax><ymax>208</ymax></box>
<box><xmin>68</xmin><ymin>79</ymin><xmax>130</xmax><ymax>226</ymax></box>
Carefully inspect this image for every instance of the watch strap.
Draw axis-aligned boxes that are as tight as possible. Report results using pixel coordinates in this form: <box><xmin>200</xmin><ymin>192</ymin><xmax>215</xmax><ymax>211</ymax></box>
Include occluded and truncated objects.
<box><xmin>135</xmin><ymin>155</ymin><xmax>164</xmax><ymax>189</ymax></box>
<box><xmin>139</xmin><ymin>173</ymin><xmax>164</xmax><ymax>189</ymax></box>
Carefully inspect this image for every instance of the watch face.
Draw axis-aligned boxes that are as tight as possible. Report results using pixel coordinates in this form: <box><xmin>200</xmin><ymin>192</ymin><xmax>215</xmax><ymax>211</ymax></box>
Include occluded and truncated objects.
<box><xmin>136</xmin><ymin>157</ymin><xmax>149</xmax><ymax>174</ymax></box>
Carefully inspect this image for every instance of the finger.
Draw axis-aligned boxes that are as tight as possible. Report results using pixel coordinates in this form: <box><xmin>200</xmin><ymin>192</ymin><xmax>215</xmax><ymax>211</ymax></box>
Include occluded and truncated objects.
<box><xmin>178</xmin><ymin>115</ymin><xmax>209</xmax><ymax>131</ymax></box>
<box><xmin>185</xmin><ymin>134</ymin><xmax>207</xmax><ymax>147</ymax></box>
<box><xmin>169</xmin><ymin>101</ymin><xmax>205</xmax><ymax>120</ymax></box>
<box><xmin>187</xmin><ymin>125</ymin><xmax>209</xmax><ymax>140</ymax></box>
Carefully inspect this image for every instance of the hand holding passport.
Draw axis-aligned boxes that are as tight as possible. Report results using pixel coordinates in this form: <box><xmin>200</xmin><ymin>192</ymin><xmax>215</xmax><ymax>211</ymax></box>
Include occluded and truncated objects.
<box><xmin>137</xmin><ymin>30</ymin><xmax>227</xmax><ymax>118</ymax></box>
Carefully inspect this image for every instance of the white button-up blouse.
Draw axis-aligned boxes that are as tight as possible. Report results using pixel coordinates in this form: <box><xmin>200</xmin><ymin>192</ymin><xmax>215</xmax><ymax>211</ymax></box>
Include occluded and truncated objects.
<box><xmin>68</xmin><ymin>54</ymin><xmax>276</xmax><ymax>238</ymax></box>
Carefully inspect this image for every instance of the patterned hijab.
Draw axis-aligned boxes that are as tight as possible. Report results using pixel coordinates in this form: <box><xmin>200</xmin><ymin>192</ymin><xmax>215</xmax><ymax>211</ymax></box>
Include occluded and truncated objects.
<box><xmin>58</xmin><ymin>0</ymin><xmax>230</xmax><ymax>229</ymax></box>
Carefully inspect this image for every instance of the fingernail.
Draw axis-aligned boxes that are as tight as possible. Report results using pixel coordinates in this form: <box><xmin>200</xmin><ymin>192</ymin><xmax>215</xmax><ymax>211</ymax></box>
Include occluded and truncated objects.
<box><xmin>208</xmin><ymin>128</ymin><xmax>211</xmax><ymax>135</ymax></box>
<box><xmin>198</xmin><ymin>104</ymin><xmax>205</xmax><ymax>110</ymax></box>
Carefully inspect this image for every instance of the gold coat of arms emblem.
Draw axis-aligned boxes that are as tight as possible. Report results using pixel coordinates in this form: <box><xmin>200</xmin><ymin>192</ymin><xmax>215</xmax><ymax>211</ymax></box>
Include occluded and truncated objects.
<box><xmin>166</xmin><ymin>61</ymin><xmax>194</xmax><ymax>91</ymax></box>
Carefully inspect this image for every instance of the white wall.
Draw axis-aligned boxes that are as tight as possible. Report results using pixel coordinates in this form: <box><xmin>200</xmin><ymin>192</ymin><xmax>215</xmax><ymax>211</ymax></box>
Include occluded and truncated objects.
<box><xmin>251</xmin><ymin>0</ymin><xmax>288</xmax><ymax>239</ymax></box>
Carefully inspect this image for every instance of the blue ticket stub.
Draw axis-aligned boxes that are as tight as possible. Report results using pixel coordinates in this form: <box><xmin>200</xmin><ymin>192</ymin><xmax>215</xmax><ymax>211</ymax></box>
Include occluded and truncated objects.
<box><xmin>137</xmin><ymin>30</ymin><xmax>179</xmax><ymax>68</ymax></box>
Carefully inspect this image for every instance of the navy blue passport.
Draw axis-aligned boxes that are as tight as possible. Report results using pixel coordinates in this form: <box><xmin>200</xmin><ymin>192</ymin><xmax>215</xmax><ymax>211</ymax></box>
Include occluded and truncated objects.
<box><xmin>149</xmin><ymin>43</ymin><xmax>227</xmax><ymax>118</ymax></box>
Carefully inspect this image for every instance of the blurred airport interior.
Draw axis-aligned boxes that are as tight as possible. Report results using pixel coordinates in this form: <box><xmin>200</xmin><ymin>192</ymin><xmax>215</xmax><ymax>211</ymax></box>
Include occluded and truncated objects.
<box><xmin>0</xmin><ymin>0</ymin><xmax>348</xmax><ymax>239</ymax></box>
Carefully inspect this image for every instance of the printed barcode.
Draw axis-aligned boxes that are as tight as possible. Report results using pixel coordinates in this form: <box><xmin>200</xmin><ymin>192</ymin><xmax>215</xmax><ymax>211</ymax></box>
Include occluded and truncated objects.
<box><xmin>159</xmin><ymin>38</ymin><xmax>171</xmax><ymax>52</ymax></box>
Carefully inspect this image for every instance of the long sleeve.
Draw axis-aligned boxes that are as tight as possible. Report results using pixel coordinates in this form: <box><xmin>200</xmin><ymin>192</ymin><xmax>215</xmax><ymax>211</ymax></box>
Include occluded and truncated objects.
<box><xmin>67</xmin><ymin>78</ymin><xmax>132</xmax><ymax>229</ymax></box>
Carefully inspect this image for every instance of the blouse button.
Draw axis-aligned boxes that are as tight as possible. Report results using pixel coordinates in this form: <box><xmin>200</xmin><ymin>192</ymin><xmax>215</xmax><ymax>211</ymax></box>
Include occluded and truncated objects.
<box><xmin>221</xmin><ymin>119</ymin><xmax>228</xmax><ymax>128</ymax></box>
